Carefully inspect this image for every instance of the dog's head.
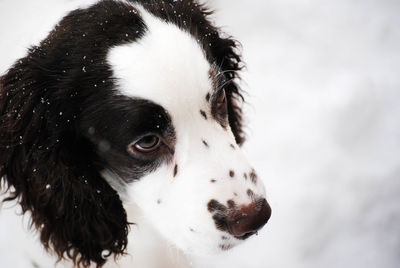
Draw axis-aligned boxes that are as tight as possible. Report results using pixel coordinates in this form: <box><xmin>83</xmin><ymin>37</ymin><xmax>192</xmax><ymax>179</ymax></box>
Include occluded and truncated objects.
<box><xmin>0</xmin><ymin>0</ymin><xmax>270</xmax><ymax>267</ymax></box>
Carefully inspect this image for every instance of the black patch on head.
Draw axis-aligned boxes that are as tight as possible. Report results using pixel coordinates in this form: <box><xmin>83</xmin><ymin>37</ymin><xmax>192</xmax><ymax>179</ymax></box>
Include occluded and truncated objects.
<box><xmin>229</xmin><ymin>170</ymin><xmax>235</xmax><ymax>178</ymax></box>
<box><xmin>200</xmin><ymin>110</ymin><xmax>207</xmax><ymax>120</ymax></box>
<box><xmin>84</xmin><ymin>97</ymin><xmax>176</xmax><ymax>183</ymax></box>
<box><xmin>173</xmin><ymin>164</ymin><xmax>178</xmax><ymax>177</ymax></box>
<box><xmin>202</xmin><ymin>139</ymin><xmax>209</xmax><ymax>147</ymax></box>
<box><xmin>249</xmin><ymin>169</ymin><xmax>258</xmax><ymax>184</ymax></box>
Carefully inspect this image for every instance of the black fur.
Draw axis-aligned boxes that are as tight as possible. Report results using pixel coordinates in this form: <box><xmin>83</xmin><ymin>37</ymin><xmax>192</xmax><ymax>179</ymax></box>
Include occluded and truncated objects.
<box><xmin>0</xmin><ymin>0</ymin><xmax>144</xmax><ymax>266</ymax></box>
<box><xmin>0</xmin><ymin>0</ymin><xmax>245</xmax><ymax>267</ymax></box>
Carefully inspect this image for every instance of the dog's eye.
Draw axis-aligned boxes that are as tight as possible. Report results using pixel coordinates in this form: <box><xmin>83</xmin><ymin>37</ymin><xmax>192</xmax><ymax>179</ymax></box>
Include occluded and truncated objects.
<box><xmin>215</xmin><ymin>89</ymin><xmax>227</xmax><ymax>116</ymax></box>
<box><xmin>216</xmin><ymin>89</ymin><xmax>226</xmax><ymax>107</ymax></box>
<box><xmin>133</xmin><ymin>135</ymin><xmax>161</xmax><ymax>153</ymax></box>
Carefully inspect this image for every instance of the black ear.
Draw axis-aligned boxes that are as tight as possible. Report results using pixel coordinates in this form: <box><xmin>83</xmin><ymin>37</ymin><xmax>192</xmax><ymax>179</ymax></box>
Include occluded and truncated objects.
<box><xmin>0</xmin><ymin>57</ymin><xmax>129</xmax><ymax>267</ymax></box>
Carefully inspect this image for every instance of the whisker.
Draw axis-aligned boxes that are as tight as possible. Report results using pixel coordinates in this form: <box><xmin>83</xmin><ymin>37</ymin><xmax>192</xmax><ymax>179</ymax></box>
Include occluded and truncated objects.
<box><xmin>217</xmin><ymin>77</ymin><xmax>235</xmax><ymax>91</ymax></box>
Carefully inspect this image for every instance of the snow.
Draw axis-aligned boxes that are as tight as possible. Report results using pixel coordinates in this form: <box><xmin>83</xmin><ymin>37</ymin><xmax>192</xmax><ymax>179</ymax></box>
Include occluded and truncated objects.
<box><xmin>1</xmin><ymin>0</ymin><xmax>400</xmax><ymax>267</ymax></box>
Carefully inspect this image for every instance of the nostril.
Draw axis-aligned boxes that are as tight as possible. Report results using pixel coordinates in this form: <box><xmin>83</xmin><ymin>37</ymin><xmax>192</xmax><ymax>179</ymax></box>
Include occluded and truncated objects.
<box><xmin>227</xmin><ymin>198</ymin><xmax>271</xmax><ymax>240</ymax></box>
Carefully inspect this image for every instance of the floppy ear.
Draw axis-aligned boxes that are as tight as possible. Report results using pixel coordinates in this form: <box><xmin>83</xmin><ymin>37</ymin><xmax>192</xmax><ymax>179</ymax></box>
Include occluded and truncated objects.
<box><xmin>0</xmin><ymin>57</ymin><xmax>129</xmax><ymax>267</ymax></box>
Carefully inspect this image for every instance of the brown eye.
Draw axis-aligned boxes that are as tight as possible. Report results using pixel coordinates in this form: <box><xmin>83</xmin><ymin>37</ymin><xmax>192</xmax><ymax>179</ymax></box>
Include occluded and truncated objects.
<box><xmin>132</xmin><ymin>135</ymin><xmax>161</xmax><ymax>153</ymax></box>
<box><xmin>216</xmin><ymin>89</ymin><xmax>226</xmax><ymax>106</ymax></box>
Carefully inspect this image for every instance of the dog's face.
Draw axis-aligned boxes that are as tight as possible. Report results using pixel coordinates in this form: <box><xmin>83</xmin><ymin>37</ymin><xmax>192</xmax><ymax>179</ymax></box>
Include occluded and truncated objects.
<box><xmin>97</xmin><ymin>7</ymin><xmax>270</xmax><ymax>254</ymax></box>
<box><xmin>0</xmin><ymin>0</ymin><xmax>270</xmax><ymax>266</ymax></box>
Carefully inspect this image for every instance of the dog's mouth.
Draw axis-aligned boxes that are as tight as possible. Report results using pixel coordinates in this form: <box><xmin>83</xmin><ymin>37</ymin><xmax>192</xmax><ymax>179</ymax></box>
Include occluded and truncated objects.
<box><xmin>234</xmin><ymin>230</ymin><xmax>258</xmax><ymax>240</ymax></box>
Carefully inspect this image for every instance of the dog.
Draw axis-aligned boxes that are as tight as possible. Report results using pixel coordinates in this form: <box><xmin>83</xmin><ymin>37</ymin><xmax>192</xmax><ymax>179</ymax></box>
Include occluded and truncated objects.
<box><xmin>0</xmin><ymin>0</ymin><xmax>271</xmax><ymax>267</ymax></box>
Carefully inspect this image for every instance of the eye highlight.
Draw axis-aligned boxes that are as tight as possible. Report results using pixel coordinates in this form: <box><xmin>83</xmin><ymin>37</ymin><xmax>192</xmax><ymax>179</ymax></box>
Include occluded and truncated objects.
<box><xmin>131</xmin><ymin>135</ymin><xmax>161</xmax><ymax>153</ymax></box>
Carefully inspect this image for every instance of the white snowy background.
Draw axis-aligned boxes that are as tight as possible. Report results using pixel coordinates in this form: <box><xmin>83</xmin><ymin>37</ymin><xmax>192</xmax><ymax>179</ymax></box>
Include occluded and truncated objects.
<box><xmin>1</xmin><ymin>0</ymin><xmax>399</xmax><ymax>267</ymax></box>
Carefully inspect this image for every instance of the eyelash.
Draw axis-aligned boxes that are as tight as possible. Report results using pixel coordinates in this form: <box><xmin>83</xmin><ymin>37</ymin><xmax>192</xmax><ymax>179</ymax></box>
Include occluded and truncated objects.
<box><xmin>128</xmin><ymin>134</ymin><xmax>162</xmax><ymax>155</ymax></box>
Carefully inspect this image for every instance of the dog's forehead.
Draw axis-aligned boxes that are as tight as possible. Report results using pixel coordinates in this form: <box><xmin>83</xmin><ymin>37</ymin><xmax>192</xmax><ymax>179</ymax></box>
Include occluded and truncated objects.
<box><xmin>107</xmin><ymin>6</ymin><xmax>212</xmax><ymax>116</ymax></box>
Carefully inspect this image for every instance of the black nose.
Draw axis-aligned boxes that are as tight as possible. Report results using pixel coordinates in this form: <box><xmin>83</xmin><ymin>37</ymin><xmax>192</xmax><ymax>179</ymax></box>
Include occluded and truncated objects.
<box><xmin>227</xmin><ymin>198</ymin><xmax>271</xmax><ymax>240</ymax></box>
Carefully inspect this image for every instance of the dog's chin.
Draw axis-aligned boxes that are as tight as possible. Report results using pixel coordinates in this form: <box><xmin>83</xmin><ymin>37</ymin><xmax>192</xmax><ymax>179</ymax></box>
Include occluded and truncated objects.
<box><xmin>156</xmin><ymin>228</ymin><xmax>241</xmax><ymax>256</ymax></box>
<box><xmin>178</xmin><ymin>239</ymin><xmax>241</xmax><ymax>257</ymax></box>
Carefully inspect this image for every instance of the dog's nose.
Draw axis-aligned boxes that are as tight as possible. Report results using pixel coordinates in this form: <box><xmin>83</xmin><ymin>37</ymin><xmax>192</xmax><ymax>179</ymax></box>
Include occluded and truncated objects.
<box><xmin>227</xmin><ymin>199</ymin><xmax>271</xmax><ymax>240</ymax></box>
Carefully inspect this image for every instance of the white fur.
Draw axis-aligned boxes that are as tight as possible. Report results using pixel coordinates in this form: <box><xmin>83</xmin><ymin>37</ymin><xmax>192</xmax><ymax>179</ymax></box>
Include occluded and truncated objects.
<box><xmin>0</xmin><ymin>3</ymin><xmax>266</xmax><ymax>268</ymax></box>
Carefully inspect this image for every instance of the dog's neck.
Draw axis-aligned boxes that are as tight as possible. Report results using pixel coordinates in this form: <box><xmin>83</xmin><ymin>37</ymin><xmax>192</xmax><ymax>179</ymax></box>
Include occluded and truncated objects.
<box><xmin>102</xmin><ymin>171</ymin><xmax>192</xmax><ymax>267</ymax></box>
<box><xmin>0</xmin><ymin>195</ymin><xmax>191</xmax><ymax>268</ymax></box>
<box><xmin>106</xmin><ymin>203</ymin><xmax>191</xmax><ymax>268</ymax></box>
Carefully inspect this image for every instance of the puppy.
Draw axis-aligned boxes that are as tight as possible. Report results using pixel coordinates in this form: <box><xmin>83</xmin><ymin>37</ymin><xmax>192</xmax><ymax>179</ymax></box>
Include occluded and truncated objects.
<box><xmin>0</xmin><ymin>0</ymin><xmax>271</xmax><ymax>267</ymax></box>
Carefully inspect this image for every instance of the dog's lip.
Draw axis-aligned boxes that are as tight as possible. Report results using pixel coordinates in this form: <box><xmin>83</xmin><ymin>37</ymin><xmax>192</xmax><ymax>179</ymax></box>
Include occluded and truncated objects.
<box><xmin>233</xmin><ymin>231</ymin><xmax>258</xmax><ymax>240</ymax></box>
